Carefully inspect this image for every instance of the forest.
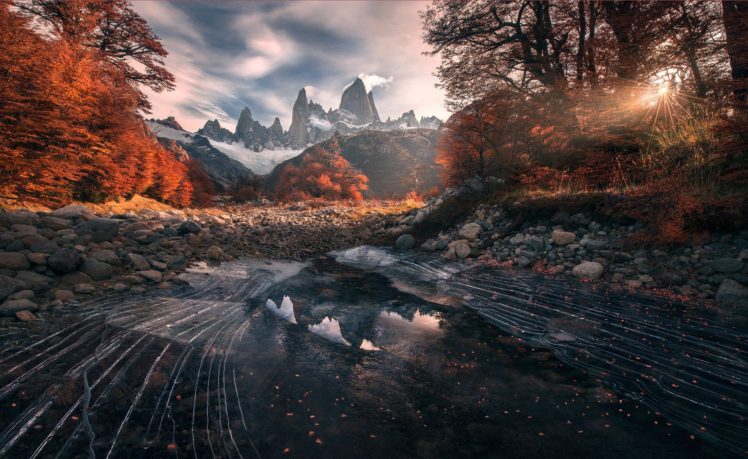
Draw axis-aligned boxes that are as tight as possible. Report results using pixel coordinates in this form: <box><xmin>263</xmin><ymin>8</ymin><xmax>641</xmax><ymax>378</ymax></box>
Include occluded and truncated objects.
<box><xmin>0</xmin><ymin>0</ymin><xmax>211</xmax><ymax>207</ymax></box>
<box><xmin>427</xmin><ymin>0</ymin><xmax>748</xmax><ymax>242</ymax></box>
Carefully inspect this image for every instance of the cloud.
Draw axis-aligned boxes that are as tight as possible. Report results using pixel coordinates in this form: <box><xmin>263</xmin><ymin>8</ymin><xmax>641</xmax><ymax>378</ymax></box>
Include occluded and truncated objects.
<box><xmin>132</xmin><ymin>1</ymin><xmax>450</xmax><ymax>132</ymax></box>
<box><xmin>357</xmin><ymin>73</ymin><xmax>394</xmax><ymax>92</ymax></box>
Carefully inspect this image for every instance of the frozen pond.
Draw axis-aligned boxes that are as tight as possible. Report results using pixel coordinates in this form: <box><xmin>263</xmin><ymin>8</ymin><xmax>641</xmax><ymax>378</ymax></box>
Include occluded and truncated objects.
<box><xmin>0</xmin><ymin>247</ymin><xmax>745</xmax><ymax>458</ymax></box>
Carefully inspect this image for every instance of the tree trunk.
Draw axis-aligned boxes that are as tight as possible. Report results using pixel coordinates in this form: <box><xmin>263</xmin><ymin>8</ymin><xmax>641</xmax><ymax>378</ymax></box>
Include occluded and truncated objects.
<box><xmin>586</xmin><ymin>0</ymin><xmax>598</xmax><ymax>87</ymax></box>
<box><xmin>722</xmin><ymin>0</ymin><xmax>748</xmax><ymax>103</ymax></box>
<box><xmin>577</xmin><ymin>0</ymin><xmax>586</xmax><ymax>82</ymax></box>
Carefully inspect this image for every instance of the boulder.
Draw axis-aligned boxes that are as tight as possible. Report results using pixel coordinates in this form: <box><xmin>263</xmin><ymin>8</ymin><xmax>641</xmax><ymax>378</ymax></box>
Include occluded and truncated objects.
<box><xmin>52</xmin><ymin>204</ymin><xmax>90</xmax><ymax>218</ymax></box>
<box><xmin>77</xmin><ymin>218</ymin><xmax>120</xmax><ymax>242</ymax></box>
<box><xmin>15</xmin><ymin>310</ymin><xmax>37</xmax><ymax>321</ymax></box>
<box><xmin>206</xmin><ymin>245</ymin><xmax>224</xmax><ymax>260</ymax></box>
<box><xmin>137</xmin><ymin>270</ymin><xmax>163</xmax><ymax>283</ymax></box>
<box><xmin>458</xmin><ymin>223</ymin><xmax>482</xmax><ymax>241</ymax></box>
<box><xmin>48</xmin><ymin>248</ymin><xmax>83</xmax><ymax>273</ymax></box>
<box><xmin>572</xmin><ymin>261</ymin><xmax>604</xmax><ymax>281</ymax></box>
<box><xmin>716</xmin><ymin>279</ymin><xmax>748</xmax><ymax>308</ymax></box>
<box><xmin>60</xmin><ymin>271</ymin><xmax>93</xmax><ymax>285</ymax></box>
<box><xmin>24</xmin><ymin>235</ymin><xmax>58</xmax><ymax>253</ymax></box>
<box><xmin>166</xmin><ymin>255</ymin><xmax>187</xmax><ymax>271</ymax></box>
<box><xmin>40</xmin><ymin>216</ymin><xmax>72</xmax><ymax>230</ymax></box>
<box><xmin>448</xmin><ymin>240</ymin><xmax>471</xmax><ymax>259</ymax></box>
<box><xmin>5</xmin><ymin>211</ymin><xmax>38</xmax><ymax>225</ymax></box>
<box><xmin>26</xmin><ymin>253</ymin><xmax>48</xmax><ymax>265</ymax></box>
<box><xmin>15</xmin><ymin>271</ymin><xmax>55</xmax><ymax>292</ymax></box>
<box><xmin>53</xmin><ymin>290</ymin><xmax>75</xmax><ymax>302</ymax></box>
<box><xmin>0</xmin><ymin>298</ymin><xmax>39</xmax><ymax>317</ymax></box>
<box><xmin>0</xmin><ymin>274</ymin><xmax>22</xmax><ymax>301</ymax></box>
<box><xmin>126</xmin><ymin>253</ymin><xmax>150</xmax><ymax>270</ymax></box>
<box><xmin>74</xmin><ymin>283</ymin><xmax>96</xmax><ymax>294</ymax></box>
<box><xmin>551</xmin><ymin>230</ymin><xmax>576</xmax><ymax>246</ymax></box>
<box><xmin>80</xmin><ymin>259</ymin><xmax>113</xmax><ymax>281</ymax></box>
<box><xmin>8</xmin><ymin>289</ymin><xmax>34</xmax><ymax>300</ymax></box>
<box><xmin>711</xmin><ymin>258</ymin><xmax>745</xmax><ymax>273</ymax></box>
<box><xmin>178</xmin><ymin>220</ymin><xmax>201</xmax><ymax>235</ymax></box>
<box><xmin>0</xmin><ymin>252</ymin><xmax>31</xmax><ymax>270</ymax></box>
<box><xmin>89</xmin><ymin>249</ymin><xmax>120</xmax><ymax>265</ymax></box>
<box><xmin>395</xmin><ymin>234</ymin><xmax>415</xmax><ymax>251</ymax></box>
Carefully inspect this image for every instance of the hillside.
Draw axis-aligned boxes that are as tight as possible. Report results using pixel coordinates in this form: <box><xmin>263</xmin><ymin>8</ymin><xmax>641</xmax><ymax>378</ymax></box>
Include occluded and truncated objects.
<box><xmin>266</xmin><ymin>129</ymin><xmax>443</xmax><ymax>198</ymax></box>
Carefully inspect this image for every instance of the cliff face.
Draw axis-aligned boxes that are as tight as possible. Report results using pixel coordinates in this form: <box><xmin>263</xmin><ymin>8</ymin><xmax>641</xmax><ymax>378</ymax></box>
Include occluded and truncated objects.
<box><xmin>288</xmin><ymin>88</ymin><xmax>310</xmax><ymax>148</ymax></box>
<box><xmin>339</xmin><ymin>78</ymin><xmax>379</xmax><ymax>124</ymax></box>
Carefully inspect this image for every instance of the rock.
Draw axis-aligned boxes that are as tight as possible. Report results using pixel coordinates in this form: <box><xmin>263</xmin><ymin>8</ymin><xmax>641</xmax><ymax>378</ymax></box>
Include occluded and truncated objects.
<box><xmin>112</xmin><ymin>283</ymin><xmax>128</xmax><ymax>292</ymax></box>
<box><xmin>48</xmin><ymin>248</ymin><xmax>83</xmax><ymax>273</ymax></box>
<box><xmin>524</xmin><ymin>236</ymin><xmax>544</xmax><ymax>251</ymax></box>
<box><xmin>0</xmin><ymin>298</ymin><xmax>39</xmax><ymax>317</ymax></box>
<box><xmin>137</xmin><ymin>270</ymin><xmax>163</xmax><ymax>283</ymax></box>
<box><xmin>77</xmin><ymin>218</ymin><xmax>120</xmax><ymax>242</ymax></box>
<box><xmin>551</xmin><ymin>230</ymin><xmax>576</xmax><ymax>246</ymax></box>
<box><xmin>89</xmin><ymin>249</ymin><xmax>120</xmax><ymax>265</ymax></box>
<box><xmin>516</xmin><ymin>256</ymin><xmax>531</xmax><ymax>268</ymax></box>
<box><xmin>5</xmin><ymin>211</ymin><xmax>38</xmax><ymax>225</ymax></box>
<box><xmin>11</xmin><ymin>224</ymin><xmax>38</xmax><ymax>235</ymax></box>
<box><xmin>572</xmin><ymin>261</ymin><xmax>604</xmax><ymax>281</ymax></box>
<box><xmin>584</xmin><ymin>238</ymin><xmax>609</xmax><ymax>250</ymax></box>
<box><xmin>123</xmin><ymin>222</ymin><xmax>150</xmax><ymax>233</ymax></box>
<box><xmin>627</xmin><ymin>280</ymin><xmax>643</xmax><ymax>288</ymax></box>
<box><xmin>15</xmin><ymin>310</ymin><xmax>36</xmax><ymax>321</ymax></box>
<box><xmin>0</xmin><ymin>274</ymin><xmax>22</xmax><ymax>301</ymax></box>
<box><xmin>74</xmin><ymin>283</ymin><xmax>96</xmax><ymax>294</ymax></box>
<box><xmin>509</xmin><ymin>234</ymin><xmax>525</xmax><ymax>245</ymax></box>
<box><xmin>166</xmin><ymin>255</ymin><xmax>187</xmax><ymax>271</ymax></box>
<box><xmin>8</xmin><ymin>289</ymin><xmax>34</xmax><ymax>300</ymax></box>
<box><xmin>26</xmin><ymin>253</ymin><xmax>48</xmax><ymax>265</ymax></box>
<box><xmin>24</xmin><ymin>235</ymin><xmax>58</xmax><ymax>253</ymax></box>
<box><xmin>716</xmin><ymin>279</ymin><xmax>748</xmax><ymax>308</ymax></box>
<box><xmin>80</xmin><ymin>259</ymin><xmax>113</xmax><ymax>281</ymax></box>
<box><xmin>40</xmin><ymin>216</ymin><xmax>72</xmax><ymax>230</ymax></box>
<box><xmin>178</xmin><ymin>220</ymin><xmax>201</xmax><ymax>235</ymax></box>
<box><xmin>0</xmin><ymin>252</ymin><xmax>31</xmax><ymax>270</ymax></box>
<box><xmin>52</xmin><ymin>204</ymin><xmax>91</xmax><ymax>218</ymax></box>
<box><xmin>395</xmin><ymin>234</ymin><xmax>415</xmax><ymax>251</ymax></box>
<box><xmin>60</xmin><ymin>271</ymin><xmax>93</xmax><ymax>285</ymax></box>
<box><xmin>126</xmin><ymin>253</ymin><xmax>151</xmax><ymax>270</ymax></box>
<box><xmin>15</xmin><ymin>271</ymin><xmax>55</xmax><ymax>292</ymax></box>
<box><xmin>206</xmin><ymin>245</ymin><xmax>224</xmax><ymax>260</ymax></box>
<box><xmin>711</xmin><ymin>258</ymin><xmax>745</xmax><ymax>273</ymax></box>
<box><xmin>53</xmin><ymin>290</ymin><xmax>75</xmax><ymax>302</ymax></box>
<box><xmin>458</xmin><ymin>223</ymin><xmax>482</xmax><ymax>241</ymax></box>
<box><xmin>448</xmin><ymin>240</ymin><xmax>471</xmax><ymax>259</ymax></box>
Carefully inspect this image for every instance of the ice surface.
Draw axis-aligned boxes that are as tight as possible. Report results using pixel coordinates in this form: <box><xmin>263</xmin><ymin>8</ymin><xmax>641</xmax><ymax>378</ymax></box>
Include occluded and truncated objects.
<box><xmin>265</xmin><ymin>296</ymin><xmax>297</xmax><ymax>324</ymax></box>
<box><xmin>308</xmin><ymin>317</ymin><xmax>350</xmax><ymax>346</ymax></box>
<box><xmin>145</xmin><ymin>121</ymin><xmax>194</xmax><ymax>141</ymax></box>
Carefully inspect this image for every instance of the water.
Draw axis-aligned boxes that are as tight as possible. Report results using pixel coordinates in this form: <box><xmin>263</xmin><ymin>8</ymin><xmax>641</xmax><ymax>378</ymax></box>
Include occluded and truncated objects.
<box><xmin>0</xmin><ymin>246</ymin><xmax>745</xmax><ymax>458</ymax></box>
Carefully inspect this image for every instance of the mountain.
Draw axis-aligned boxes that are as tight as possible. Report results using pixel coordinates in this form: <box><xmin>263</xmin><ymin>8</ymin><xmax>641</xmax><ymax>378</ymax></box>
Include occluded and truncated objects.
<box><xmin>267</xmin><ymin>129</ymin><xmax>442</xmax><ymax>198</ymax></box>
<box><xmin>147</xmin><ymin>119</ymin><xmax>253</xmax><ymax>190</ymax></box>
<box><xmin>339</xmin><ymin>78</ymin><xmax>379</xmax><ymax>124</ymax></box>
<box><xmin>198</xmin><ymin>77</ymin><xmax>443</xmax><ymax>151</ymax></box>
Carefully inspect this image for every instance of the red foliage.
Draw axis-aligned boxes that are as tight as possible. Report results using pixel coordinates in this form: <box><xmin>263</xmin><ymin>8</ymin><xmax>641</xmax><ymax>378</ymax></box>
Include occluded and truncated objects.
<box><xmin>275</xmin><ymin>138</ymin><xmax>368</xmax><ymax>202</ymax></box>
<box><xmin>0</xmin><ymin>3</ymin><xmax>202</xmax><ymax>207</ymax></box>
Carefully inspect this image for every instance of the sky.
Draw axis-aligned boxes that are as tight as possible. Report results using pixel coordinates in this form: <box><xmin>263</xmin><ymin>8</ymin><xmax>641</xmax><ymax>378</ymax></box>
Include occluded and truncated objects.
<box><xmin>132</xmin><ymin>1</ymin><xmax>450</xmax><ymax>133</ymax></box>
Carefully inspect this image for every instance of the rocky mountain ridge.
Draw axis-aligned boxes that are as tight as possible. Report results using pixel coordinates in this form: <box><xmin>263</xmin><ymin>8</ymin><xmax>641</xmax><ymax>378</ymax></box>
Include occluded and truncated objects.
<box><xmin>196</xmin><ymin>77</ymin><xmax>443</xmax><ymax>151</ymax></box>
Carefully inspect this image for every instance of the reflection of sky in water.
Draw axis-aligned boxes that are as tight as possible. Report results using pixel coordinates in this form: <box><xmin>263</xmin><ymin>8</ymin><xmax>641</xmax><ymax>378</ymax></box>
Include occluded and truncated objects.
<box><xmin>0</xmin><ymin>251</ymin><xmax>741</xmax><ymax>458</ymax></box>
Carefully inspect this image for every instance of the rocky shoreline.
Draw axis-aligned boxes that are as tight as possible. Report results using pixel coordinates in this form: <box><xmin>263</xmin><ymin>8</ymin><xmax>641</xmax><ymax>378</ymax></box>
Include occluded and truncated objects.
<box><xmin>385</xmin><ymin>179</ymin><xmax>748</xmax><ymax>314</ymax></box>
<box><xmin>0</xmin><ymin>203</ymin><xmax>389</xmax><ymax>322</ymax></box>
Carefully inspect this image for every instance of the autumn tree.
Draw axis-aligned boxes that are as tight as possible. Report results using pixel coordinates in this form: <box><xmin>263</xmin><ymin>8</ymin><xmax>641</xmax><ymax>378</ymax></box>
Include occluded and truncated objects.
<box><xmin>275</xmin><ymin>136</ymin><xmax>368</xmax><ymax>202</ymax></box>
<box><xmin>722</xmin><ymin>1</ymin><xmax>748</xmax><ymax>105</ymax></box>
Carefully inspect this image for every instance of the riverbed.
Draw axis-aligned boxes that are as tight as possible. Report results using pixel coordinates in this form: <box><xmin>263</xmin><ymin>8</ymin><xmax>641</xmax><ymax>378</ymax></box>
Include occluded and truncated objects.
<box><xmin>0</xmin><ymin>246</ymin><xmax>745</xmax><ymax>458</ymax></box>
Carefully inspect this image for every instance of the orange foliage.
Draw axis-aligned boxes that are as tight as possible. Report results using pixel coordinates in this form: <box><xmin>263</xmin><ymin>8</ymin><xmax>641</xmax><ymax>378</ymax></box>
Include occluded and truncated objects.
<box><xmin>275</xmin><ymin>137</ymin><xmax>368</xmax><ymax>202</ymax></box>
<box><xmin>0</xmin><ymin>3</ymin><xmax>201</xmax><ymax>207</ymax></box>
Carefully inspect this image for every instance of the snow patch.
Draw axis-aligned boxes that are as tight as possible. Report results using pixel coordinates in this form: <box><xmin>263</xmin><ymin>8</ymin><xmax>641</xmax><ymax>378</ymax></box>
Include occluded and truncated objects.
<box><xmin>308</xmin><ymin>317</ymin><xmax>350</xmax><ymax>346</ymax></box>
<box><xmin>209</xmin><ymin>140</ymin><xmax>302</xmax><ymax>175</ymax></box>
<box><xmin>359</xmin><ymin>339</ymin><xmax>381</xmax><ymax>351</ymax></box>
<box><xmin>265</xmin><ymin>296</ymin><xmax>297</xmax><ymax>324</ymax></box>
<box><xmin>146</xmin><ymin>121</ymin><xmax>194</xmax><ymax>141</ymax></box>
<box><xmin>308</xmin><ymin>115</ymin><xmax>333</xmax><ymax>131</ymax></box>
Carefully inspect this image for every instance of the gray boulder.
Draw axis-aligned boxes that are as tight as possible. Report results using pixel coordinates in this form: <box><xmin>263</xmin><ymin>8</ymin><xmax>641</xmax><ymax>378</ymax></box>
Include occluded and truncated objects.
<box><xmin>395</xmin><ymin>234</ymin><xmax>415</xmax><ymax>251</ymax></box>
<box><xmin>178</xmin><ymin>220</ymin><xmax>201</xmax><ymax>235</ymax></box>
<box><xmin>126</xmin><ymin>253</ymin><xmax>150</xmax><ymax>270</ymax></box>
<box><xmin>716</xmin><ymin>279</ymin><xmax>748</xmax><ymax>308</ymax></box>
<box><xmin>77</xmin><ymin>218</ymin><xmax>120</xmax><ymax>242</ymax></box>
<box><xmin>48</xmin><ymin>248</ymin><xmax>83</xmax><ymax>273</ymax></box>
<box><xmin>573</xmin><ymin>261</ymin><xmax>604</xmax><ymax>281</ymax></box>
<box><xmin>458</xmin><ymin>223</ymin><xmax>482</xmax><ymax>241</ymax></box>
<box><xmin>52</xmin><ymin>204</ymin><xmax>90</xmax><ymax>218</ymax></box>
<box><xmin>15</xmin><ymin>271</ymin><xmax>55</xmax><ymax>292</ymax></box>
<box><xmin>0</xmin><ymin>299</ymin><xmax>39</xmax><ymax>317</ymax></box>
<box><xmin>551</xmin><ymin>230</ymin><xmax>576</xmax><ymax>246</ymax></box>
<box><xmin>80</xmin><ymin>259</ymin><xmax>113</xmax><ymax>281</ymax></box>
<box><xmin>711</xmin><ymin>258</ymin><xmax>745</xmax><ymax>273</ymax></box>
<box><xmin>0</xmin><ymin>274</ymin><xmax>22</xmax><ymax>301</ymax></box>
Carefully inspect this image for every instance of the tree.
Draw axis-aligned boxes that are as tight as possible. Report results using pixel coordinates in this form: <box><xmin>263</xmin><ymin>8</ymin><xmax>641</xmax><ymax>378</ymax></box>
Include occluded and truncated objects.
<box><xmin>722</xmin><ymin>1</ymin><xmax>748</xmax><ymax>104</ymax></box>
<box><xmin>275</xmin><ymin>137</ymin><xmax>368</xmax><ymax>202</ymax></box>
<box><xmin>13</xmin><ymin>0</ymin><xmax>174</xmax><ymax>110</ymax></box>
